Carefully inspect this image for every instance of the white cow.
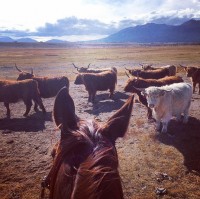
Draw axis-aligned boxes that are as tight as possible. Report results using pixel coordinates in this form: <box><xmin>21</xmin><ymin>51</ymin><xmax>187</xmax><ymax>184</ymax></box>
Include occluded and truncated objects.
<box><xmin>142</xmin><ymin>82</ymin><xmax>192</xmax><ymax>133</ymax></box>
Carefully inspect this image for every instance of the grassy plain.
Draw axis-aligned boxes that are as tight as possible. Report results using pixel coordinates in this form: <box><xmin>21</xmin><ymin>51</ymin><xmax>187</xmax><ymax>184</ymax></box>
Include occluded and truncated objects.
<box><xmin>0</xmin><ymin>43</ymin><xmax>200</xmax><ymax>199</ymax></box>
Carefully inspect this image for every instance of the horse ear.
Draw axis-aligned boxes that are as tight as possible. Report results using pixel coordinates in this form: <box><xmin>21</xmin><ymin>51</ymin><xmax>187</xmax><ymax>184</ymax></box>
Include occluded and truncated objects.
<box><xmin>100</xmin><ymin>95</ymin><xmax>134</xmax><ymax>143</ymax></box>
<box><xmin>53</xmin><ymin>87</ymin><xmax>78</xmax><ymax>136</ymax></box>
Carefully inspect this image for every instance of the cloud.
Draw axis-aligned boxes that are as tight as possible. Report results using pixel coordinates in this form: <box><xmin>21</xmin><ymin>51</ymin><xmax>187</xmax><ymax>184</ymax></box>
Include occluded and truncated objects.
<box><xmin>1</xmin><ymin>0</ymin><xmax>200</xmax><ymax>41</ymax></box>
<box><xmin>35</xmin><ymin>17</ymin><xmax>118</xmax><ymax>36</ymax></box>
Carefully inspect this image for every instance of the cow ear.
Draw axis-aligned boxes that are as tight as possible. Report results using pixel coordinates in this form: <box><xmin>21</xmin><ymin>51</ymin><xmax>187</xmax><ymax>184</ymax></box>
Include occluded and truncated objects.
<box><xmin>141</xmin><ymin>90</ymin><xmax>146</xmax><ymax>96</ymax></box>
<box><xmin>100</xmin><ymin>95</ymin><xmax>134</xmax><ymax>143</ymax></box>
<box><xmin>53</xmin><ymin>87</ymin><xmax>78</xmax><ymax>136</ymax></box>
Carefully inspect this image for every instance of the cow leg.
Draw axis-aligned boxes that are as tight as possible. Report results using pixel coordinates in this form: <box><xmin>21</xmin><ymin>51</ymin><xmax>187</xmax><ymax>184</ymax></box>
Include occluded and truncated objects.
<box><xmin>183</xmin><ymin>101</ymin><xmax>191</xmax><ymax>124</ymax></box>
<box><xmin>91</xmin><ymin>91</ymin><xmax>96</xmax><ymax>103</ymax></box>
<box><xmin>161</xmin><ymin>116</ymin><xmax>171</xmax><ymax>133</ymax></box>
<box><xmin>4</xmin><ymin>102</ymin><xmax>10</xmax><ymax>118</ymax></box>
<box><xmin>23</xmin><ymin>99</ymin><xmax>32</xmax><ymax>117</ymax></box>
<box><xmin>155</xmin><ymin>120</ymin><xmax>161</xmax><ymax>131</ymax></box>
<box><xmin>161</xmin><ymin>121</ymin><xmax>169</xmax><ymax>133</ymax></box>
<box><xmin>88</xmin><ymin>91</ymin><xmax>92</xmax><ymax>103</ymax></box>
<box><xmin>34</xmin><ymin>101</ymin><xmax>39</xmax><ymax>112</ymax></box>
<box><xmin>109</xmin><ymin>88</ymin><xmax>114</xmax><ymax>99</ymax></box>
<box><xmin>193</xmin><ymin>82</ymin><xmax>196</xmax><ymax>93</ymax></box>
<box><xmin>147</xmin><ymin>107</ymin><xmax>152</xmax><ymax>119</ymax></box>
<box><xmin>33</xmin><ymin>97</ymin><xmax>46</xmax><ymax>113</ymax></box>
<box><xmin>199</xmin><ymin>83</ymin><xmax>200</xmax><ymax>94</ymax></box>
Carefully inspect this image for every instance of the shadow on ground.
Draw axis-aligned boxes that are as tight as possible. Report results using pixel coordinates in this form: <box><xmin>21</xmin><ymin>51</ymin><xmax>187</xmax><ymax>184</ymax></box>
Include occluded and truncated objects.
<box><xmin>156</xmin><ymin>116</ymin><xmax>200</xmax><ymax>174</ymax></box>
<box><xmin>0</xmin><ymin>111</ymin><xmax>52</xmax><ymax>132</ymax></box>
<box><xmin>84</xmin><ymin>91</ymin><xmax>130</xmax><ymax>115</ymax></box>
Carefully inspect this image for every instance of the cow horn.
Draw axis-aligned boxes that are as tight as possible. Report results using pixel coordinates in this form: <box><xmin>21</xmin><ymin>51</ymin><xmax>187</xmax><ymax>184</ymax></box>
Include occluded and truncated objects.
<box><xmin>125</xmin><ymin>71</ymin><xmax>130</xmax><ymax>78</ymax></box>
<box><xmin>125</xmin><ymin>67</ymin><xmax>130</xmax><ymax>71</ymax></box>
<box><xmin>15</xmin><ymin>64</ymin><xmax>22</xmax><ymax>72</ymax></box>
<box><xmin>72</xmin><ymin>63</ymin><xmax>79</xmax><ymax>69</ymax></box>
<box><xmin>87</xmin><ymin>63</ymin><xmax>91</xmax><ymax>68</ymax></box>
<box><xmin>132</xmin><ymin>86</ymin><xmax>145</xmax><ymax>92</ymax></box>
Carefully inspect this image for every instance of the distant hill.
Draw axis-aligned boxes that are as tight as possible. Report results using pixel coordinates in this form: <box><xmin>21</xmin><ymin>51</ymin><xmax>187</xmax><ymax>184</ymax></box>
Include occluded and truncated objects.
<box><xmin>0</xmin><ymin>36</ymin><xmax>14</xmax><ymax>42</ymax></box>
<box><xmin>16</xmin><ymin>38</ymin><xmax>37</xmax><ymax>43</ymax></box>
<box><xmin>45</xmin><ymin>39</ymin><xmax>68</xmax><ymax>43</ymax></box>
<box><xmin>99</xmin><ymin>19</ymin><xmax>200</xmax><ymax>43</ymax></box>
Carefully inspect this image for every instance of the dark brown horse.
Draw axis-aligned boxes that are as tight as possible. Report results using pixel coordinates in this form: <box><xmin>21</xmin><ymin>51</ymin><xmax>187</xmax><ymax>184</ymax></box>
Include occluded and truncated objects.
<box><xmin>41</xmin><ymin>87</ymin><xmax>134</xmax><ymax>199</ymax></box>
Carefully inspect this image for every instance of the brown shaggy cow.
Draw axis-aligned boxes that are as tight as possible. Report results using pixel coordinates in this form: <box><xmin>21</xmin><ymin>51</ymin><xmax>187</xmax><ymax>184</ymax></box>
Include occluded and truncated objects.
<box><xmin>0</xmin><ymin>79</ymin><xmax>46</xmax><ymax>118</ymax></box>
<box><xmin>181</xmin><ymin>65</ymin><xmax>200</xmax><ymax>94</ymax></box>
<box><xmin>124</xmin><ymin>74</ymin><xmax>183</xmax><ymax>119</ymax></box>
<box><xmin>74</xmin><ymin>70</ymin><xmax>117</xmax><ymax>103</ymax></box>
<box><xmin>125</xmin><ymin>67</ymin><xmax>169</xmax><ymax>79</ymax></box>
<box><xmin>124</xmin><ymin>75</ymin><xmax>183</xmax><ymax>92</ymax></box>
<box><xmin>72</xmin><ymin>63</ymin><xmax>117</xmax><ymax>74</ymax></box>
<box><xmin>140</xmin><ymin>64</ymin><xmax>176</xmax><ymax>76</ymax></box>
<box><xmin>15</xmin><ymin>65</ymin><xmax>69</xmax><ymax>110</ymax></box>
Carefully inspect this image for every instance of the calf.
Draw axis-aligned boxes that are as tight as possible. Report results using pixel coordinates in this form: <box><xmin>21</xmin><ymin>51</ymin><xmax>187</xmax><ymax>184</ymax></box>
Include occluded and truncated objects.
<box><xmin>181</xmin><ymin>65</ymin><xmax>200</xmax><ymax>94</ymax></box>
<box><xmin>15</xmin><ymin>65</ymin><xmax>69</xmax><ymax>110</ymax></box>
<box><xmin>74</xmin><ymin>70</ymin><xmax>117</xmax><ymax>103</ymax></box>
<box><xmin>141</xmin><ymin>83</ymin><xmax>192</xmax><ymax>133</ymax></box>
<box><xmin>72</xmin><ymin>63</ymin><xmax>117</xmax><ymax>74</ymax></box>
<box><xmin>141</xmin><ymin>64</ymin><xmax>176</xmax><ymax>76</ymax></box>
<box><xmin>0</xmin><ymin>79</ymin><xmax>46</xmax><ymax>118</ymax></box>
<box><xmin>125</xmin><ymin>67</ymin><xmax>169</xmax><ymax>79</ymax></box>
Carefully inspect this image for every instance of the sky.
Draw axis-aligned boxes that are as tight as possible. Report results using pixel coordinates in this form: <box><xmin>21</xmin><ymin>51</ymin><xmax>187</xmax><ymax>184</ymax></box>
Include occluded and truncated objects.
<box><xmin>0</xmin><ymin>0</ymin><xmax>200</xmax><ymax>42</ymax></box>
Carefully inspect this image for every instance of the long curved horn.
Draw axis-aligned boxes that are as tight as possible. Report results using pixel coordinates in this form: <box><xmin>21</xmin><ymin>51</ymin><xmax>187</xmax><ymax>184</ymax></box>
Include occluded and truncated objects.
<box><xmin>179</xmin><ymin>64</ymin><xmax>186</xmax><ymax>67</ymax></box>
<box><xmin>132</xmin><ymin>86</ymin><xmax>145</xmax><ymax>92</ymax></box>
<box><xmin>125</xmin><ymin>67</ymin><xmax>130</xmax><ymax>71</ymax></box>
<box><xmin>125</xmin><ymin>71</ymin><xmax>130</xmax><ymax>78</ymax></box>
<box><xmin>72</xmin><ymin>63</ymin><xmax>80</xmax><ymax>71</ymax></box>
<box><xmin>87</xmin><ymin>63</ymin><xmax>91</xmax><ymax>68</ymax></box>
<box><xmin>15</xmin><ymin>64</ymin><xmax>22</xmax><ymax>72</ymax></box>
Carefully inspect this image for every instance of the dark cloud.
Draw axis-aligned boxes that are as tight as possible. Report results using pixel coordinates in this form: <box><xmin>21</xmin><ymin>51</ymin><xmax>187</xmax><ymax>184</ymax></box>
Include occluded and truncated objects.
<box><xmin>0</xmin><ymin>15</ymin><xmax>199</xmax><ymax>40</ymax></box>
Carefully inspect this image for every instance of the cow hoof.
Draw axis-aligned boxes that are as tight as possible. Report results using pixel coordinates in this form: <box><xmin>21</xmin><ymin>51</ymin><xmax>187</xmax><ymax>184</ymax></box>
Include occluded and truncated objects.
<box><xmin>23</xmin><ymin>113</ymin><xmax>28</xmax><ymax>117</ymax></box>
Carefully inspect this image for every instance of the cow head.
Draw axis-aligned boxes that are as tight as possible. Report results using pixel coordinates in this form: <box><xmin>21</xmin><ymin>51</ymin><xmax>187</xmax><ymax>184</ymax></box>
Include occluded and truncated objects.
<box><xmin>141</xmin><ymin>87</ymin><xmax>169</xmax><ymax>109</ymax></box>
<box><xmin>72</xmin><ymin>63</ymin><xmax>91</xmax><ymax>73</ymax></box>
<box><xmin>15</xmin><ymin>64</ymin><xmax>34</xmax><ymax>80</ymax></box>
<box><xmin>74</xmin><ymin>74</ymin><xmax>84</xmax><ymax>85</ymax></box>
<box><xmin>183</xmin><ymin>66</ymin><xmax>197</xmax><ymax>77</ymax></box>
<box><xmin>140</xmin><ymin>64</ymin><xmax>153</xmax><ymax>70</ymax></box>
<box><xmin>124</xmin><ymin>73</ymin><xmax>141</xmax><ymax>93</ymax></box>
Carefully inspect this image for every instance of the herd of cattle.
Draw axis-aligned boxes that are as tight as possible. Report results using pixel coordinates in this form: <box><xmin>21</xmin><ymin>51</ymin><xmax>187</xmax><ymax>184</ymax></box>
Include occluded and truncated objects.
<box><xmin>0</xmin><ymin>63</ymin><xmax>200</xmax><ymax>134</ymax></box>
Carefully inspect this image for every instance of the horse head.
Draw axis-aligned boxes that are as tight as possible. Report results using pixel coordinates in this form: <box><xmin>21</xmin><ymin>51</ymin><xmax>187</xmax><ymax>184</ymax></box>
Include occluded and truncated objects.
<box><xmin>41</xmin><ymin>87</ymin><xmax>134</xmax><ymax>199</ymax></box>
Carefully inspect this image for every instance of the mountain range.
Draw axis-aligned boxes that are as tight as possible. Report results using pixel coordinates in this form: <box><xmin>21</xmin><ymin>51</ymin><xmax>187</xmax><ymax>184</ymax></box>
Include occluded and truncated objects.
<box><xmin>98</xmin><ymin>19</ymin><xmax>200</xmax><ymax>43</ymax></box>
<box><xmin>0</xmin><ymin>19</ymin><xmax>200</xmax><ymax>43</ymax></box>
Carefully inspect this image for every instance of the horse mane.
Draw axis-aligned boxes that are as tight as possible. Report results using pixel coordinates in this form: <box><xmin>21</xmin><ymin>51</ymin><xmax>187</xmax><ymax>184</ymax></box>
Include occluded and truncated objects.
<box><xmin>48</xmin><ymin>119</ymin><xmax>123</xmax><ymax>199</ymax></box>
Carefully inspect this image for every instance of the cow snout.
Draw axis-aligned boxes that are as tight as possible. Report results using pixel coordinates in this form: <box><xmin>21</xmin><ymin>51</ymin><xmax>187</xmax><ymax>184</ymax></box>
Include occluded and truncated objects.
<box><xmin>148</xmin><ymin>104</ymin><xmax>155</xmax><ymax>108</ymax></box>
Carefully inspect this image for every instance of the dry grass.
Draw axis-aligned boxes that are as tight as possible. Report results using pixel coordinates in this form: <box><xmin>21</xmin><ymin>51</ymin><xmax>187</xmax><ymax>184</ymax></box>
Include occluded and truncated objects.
<box><xmin>0</xmin><ymin>43</ymin><xmax>200</xmax><ymax>199</ymax></box>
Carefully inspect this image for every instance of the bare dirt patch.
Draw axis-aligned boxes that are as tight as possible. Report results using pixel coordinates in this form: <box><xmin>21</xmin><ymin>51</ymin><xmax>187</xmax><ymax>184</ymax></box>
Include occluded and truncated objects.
<box><xmin>0</xmin><ymin>44</ymin><xmax>200</xmax><ymax>199</ymax></box>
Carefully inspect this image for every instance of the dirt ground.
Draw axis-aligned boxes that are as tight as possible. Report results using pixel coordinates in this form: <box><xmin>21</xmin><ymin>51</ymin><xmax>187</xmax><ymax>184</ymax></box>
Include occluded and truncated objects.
<box><xmin>0</xmin><ymin>44</ymin><xmax>200</xmax><ymax>199</ymax></box>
